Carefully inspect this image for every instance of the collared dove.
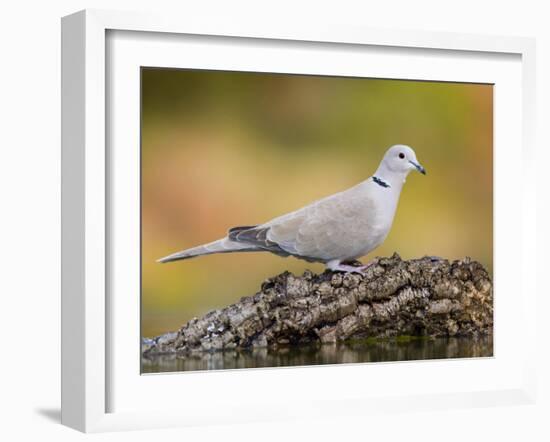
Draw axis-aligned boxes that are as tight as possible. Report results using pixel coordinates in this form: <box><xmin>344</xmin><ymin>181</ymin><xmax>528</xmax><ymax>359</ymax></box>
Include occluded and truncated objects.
<box><xmin>158</xmin><ymin>144</ymin><xmax>426</xmax><ymax>273</ymax></box>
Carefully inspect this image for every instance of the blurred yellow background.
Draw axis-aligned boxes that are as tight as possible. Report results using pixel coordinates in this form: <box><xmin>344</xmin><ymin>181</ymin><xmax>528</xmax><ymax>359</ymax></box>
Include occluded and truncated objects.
<box><xmin>141</xmin><ymin>68</ymin><xmax>493</xmax><ymax>338</ymax></box>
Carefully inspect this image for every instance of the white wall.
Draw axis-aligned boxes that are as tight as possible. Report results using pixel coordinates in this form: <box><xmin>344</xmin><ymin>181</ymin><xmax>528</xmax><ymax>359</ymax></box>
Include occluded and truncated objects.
<box><xmin>0</xmin><ymin>0</ymin><xmax>547</xmax><ymax>440</ymax></box>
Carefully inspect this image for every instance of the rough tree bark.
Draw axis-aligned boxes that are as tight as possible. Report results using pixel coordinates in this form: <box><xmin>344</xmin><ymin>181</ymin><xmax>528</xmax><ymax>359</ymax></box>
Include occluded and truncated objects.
<box><xmin>142</xmin><ymin>254</ymin><xmax>493</xmax><ymax>357</ymax></box>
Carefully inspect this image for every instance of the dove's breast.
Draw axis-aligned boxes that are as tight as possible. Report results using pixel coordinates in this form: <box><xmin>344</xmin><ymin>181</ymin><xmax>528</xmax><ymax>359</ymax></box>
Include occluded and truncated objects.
<box><xmin>340</xmin><ymin>190</ymin><xmax>396</xmax><ymax>260</ymax></box>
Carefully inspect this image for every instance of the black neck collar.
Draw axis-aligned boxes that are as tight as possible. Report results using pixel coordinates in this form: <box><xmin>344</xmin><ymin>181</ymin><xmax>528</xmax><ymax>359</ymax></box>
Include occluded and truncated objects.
<box><xmin>372</xmin><ymin>176</ymin><xmax>391</xmax><ymax>188</ymax></box>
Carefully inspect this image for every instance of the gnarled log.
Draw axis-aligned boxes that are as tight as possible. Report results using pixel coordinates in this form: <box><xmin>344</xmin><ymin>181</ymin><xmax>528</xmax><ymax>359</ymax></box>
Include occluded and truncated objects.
<box><xmin>142</xmin><ymin>253</ymin><xmax>493</xmax><ymax>356</ymax></box>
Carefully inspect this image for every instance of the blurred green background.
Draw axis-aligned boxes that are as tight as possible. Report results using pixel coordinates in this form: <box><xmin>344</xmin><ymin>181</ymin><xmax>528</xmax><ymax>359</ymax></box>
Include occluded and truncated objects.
<box><xmin>141</xmin><ymin>68</ymin><xmax>493</xmax><ymax>338</ymax></box>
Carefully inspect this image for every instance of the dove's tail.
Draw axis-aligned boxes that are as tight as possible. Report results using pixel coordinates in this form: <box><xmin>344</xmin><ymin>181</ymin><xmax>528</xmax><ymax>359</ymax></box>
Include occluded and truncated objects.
<box><xmin>157</xmin><ymin>237</ymin><xmax>259</xmax><ymax>263</ymax></box>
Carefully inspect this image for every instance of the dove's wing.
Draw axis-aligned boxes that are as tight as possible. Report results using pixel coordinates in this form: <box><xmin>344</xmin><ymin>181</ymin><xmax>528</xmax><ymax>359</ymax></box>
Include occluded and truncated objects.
<box><xmin>231</xmin><ymin>184</ymin><xmax>383</xmax><ymax>262</ymax></box>
<box><xmin>271</xmin><ymin>189</ymin><xmax>377</xmax><ymax>261</ymax></box>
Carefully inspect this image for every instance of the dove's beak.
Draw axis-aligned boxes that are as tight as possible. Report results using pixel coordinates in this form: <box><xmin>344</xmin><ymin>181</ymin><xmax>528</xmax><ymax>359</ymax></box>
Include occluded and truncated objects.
<box><xmin>410</xmin><ymin>160</ymin><xmax>426</xmax><ymax>175</ymax></box>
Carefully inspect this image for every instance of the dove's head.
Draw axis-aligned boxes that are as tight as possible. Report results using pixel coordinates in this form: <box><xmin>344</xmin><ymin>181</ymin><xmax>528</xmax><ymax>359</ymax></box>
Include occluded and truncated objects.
<box><xmin>380</xmin><ymin>144</ymin><xmax>426</xmax><ymax>177</ymax></box>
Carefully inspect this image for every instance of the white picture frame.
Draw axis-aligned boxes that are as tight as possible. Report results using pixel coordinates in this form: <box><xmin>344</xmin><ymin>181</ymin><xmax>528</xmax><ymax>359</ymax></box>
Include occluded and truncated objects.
<box><xmin>61</xmin><ymin>9</ymin><xmax>537</xmax><ymax>433</ymax></box>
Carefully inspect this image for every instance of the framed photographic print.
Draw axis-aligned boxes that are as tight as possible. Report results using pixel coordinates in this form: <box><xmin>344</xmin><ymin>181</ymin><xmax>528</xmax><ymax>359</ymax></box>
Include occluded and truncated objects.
<box><xmin>61</xmin><ymin>9</ymin><xmax>537</xmax><ymax>432</ymax></box>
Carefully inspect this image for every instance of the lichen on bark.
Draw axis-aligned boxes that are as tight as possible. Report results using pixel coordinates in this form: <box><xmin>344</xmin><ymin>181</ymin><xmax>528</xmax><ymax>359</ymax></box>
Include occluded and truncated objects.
<box><xmin>142</xmin><ymin>253</ymin><xmax>493</xmax><ymax>357</ymax></box>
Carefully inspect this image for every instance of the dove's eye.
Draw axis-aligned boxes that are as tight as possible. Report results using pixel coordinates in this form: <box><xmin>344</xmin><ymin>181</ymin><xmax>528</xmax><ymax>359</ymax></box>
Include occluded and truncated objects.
<box><xmin>398</xmin><ymin>153</ymin><xmax>405</xmax><ymax>159</ymax></box>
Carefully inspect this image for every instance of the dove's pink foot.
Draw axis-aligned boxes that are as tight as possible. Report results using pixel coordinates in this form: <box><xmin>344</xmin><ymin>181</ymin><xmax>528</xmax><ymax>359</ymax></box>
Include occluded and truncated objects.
<box><xmin>326</xmin><ymin>259</ymin><xmax>378</xmax><ymax>274</ymax></box>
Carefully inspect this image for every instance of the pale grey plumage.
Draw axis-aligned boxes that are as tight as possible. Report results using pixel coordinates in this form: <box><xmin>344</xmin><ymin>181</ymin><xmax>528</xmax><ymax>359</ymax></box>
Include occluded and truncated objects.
<box><xmin>158</xmin><ymin>144</ymin><xmax>425</xmax><ymax>272</ymax></box>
